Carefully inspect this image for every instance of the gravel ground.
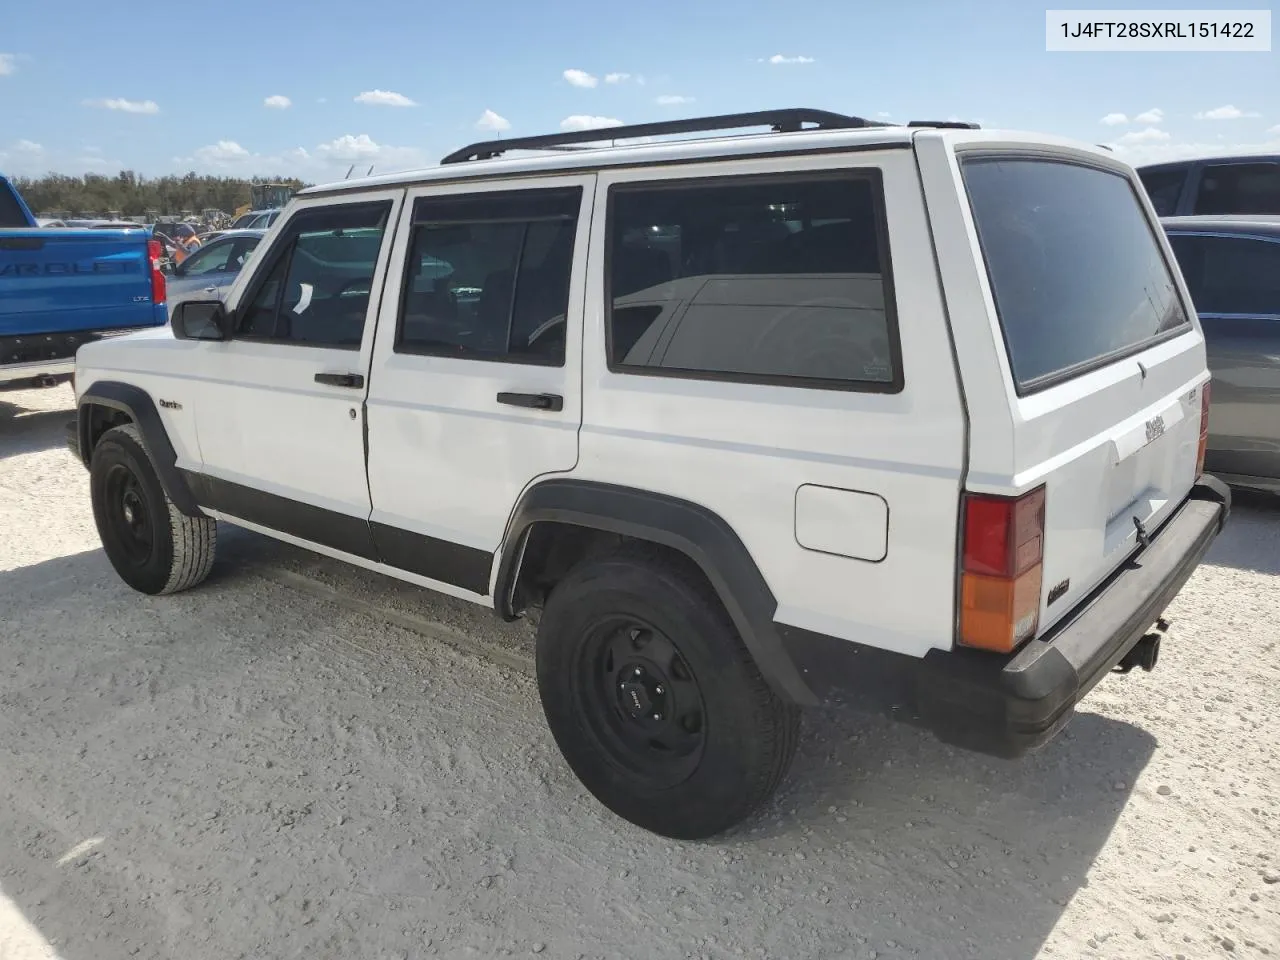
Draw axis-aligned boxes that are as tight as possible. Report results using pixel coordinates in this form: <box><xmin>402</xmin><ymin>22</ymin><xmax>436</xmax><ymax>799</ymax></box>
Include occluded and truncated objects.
<box><xmin>1</xmin><ymin>382</ymin><xmax>1278</xmax><ymax>960</ymax></box>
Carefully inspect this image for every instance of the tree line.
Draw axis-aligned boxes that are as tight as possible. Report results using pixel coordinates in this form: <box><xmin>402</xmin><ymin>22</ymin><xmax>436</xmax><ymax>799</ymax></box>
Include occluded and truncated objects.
<box><xmin>13</xmin><ymin>171</ymin><xmax>310</xmax><ymax>217</ymax></box>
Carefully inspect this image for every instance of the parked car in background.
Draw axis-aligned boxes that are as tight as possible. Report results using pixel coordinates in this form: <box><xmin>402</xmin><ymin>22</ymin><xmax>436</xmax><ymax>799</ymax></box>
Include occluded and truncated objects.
<box><xmin>0</xmin><ymin>174</ymin><xmax>167</xmax><ymax>386</ymax></box>
<box><xmin>230</xmin><ymin>208</ymin><xmax>282</xmax><ymax>230</ymax></box>
<box><xmin>36</xmin><ymin>218</ymin><xmax>68</xmax><ymax>228</ymax></box>
<box><xmin>1139</xmin><ymin>156</ymin><xmax>1280</xmax><ymax>216</ymax></box>
<box><xmin>1163</xmin><ymin>215</ymin><xmax>1280</xmax><ymax>493</ymax></box>
<box><xmin>164</xmin><ymin>228</ymin><xmax>265</xmax><ymax>316</ymax></box>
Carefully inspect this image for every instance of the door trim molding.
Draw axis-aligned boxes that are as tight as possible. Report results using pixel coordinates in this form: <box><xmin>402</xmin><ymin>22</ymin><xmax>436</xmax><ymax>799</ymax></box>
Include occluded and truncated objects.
<box><xmin>178</xmin><ymin>470</ymin><xmax>494</xmax><ymax>594</ymax></box>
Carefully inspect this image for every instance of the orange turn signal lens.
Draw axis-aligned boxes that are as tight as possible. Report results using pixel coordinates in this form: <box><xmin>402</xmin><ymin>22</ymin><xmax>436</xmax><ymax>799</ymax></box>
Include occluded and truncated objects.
<box><xmin>1196</xmin><ymin>382</ymin><xmax>1211</xmax><ymax>478</ymax></box>
<box><xmin>960</xmin><ymin>565</ymin><xmax>1043</xmax><ymax>653</ymax></box>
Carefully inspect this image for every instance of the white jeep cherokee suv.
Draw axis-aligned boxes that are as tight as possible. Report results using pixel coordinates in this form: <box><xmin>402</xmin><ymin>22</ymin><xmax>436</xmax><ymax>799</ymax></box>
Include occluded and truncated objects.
<box><xmin>67</xmin><ymin>109</ymin><xmax>1230</xmax><ymax>839</ymax></box>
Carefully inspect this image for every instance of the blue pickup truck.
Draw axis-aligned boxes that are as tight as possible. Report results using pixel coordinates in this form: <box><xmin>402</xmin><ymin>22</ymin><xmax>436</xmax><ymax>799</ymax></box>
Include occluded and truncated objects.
<box><xmin>1</xmin><ymin>174</ymin><xmax>168</xmax><ymax>387</ymax></box>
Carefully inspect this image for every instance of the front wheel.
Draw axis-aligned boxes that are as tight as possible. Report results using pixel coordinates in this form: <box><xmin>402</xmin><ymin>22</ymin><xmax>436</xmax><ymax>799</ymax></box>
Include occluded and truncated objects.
<box><xmin>90</xmin><ymin>423</ymin><xmax>217</xmax><ymax>595</ymax></box>
<box><xmin>536</xmin><ymin>549</ymin><xmax>800</xmax><ymax>839</ymax></box>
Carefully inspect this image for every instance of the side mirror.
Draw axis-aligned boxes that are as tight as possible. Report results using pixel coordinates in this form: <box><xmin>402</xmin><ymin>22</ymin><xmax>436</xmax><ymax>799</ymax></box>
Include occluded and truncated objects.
<box><xmin>172</xmin><ymin>300</ymin><xmax>232</xmax><ymax>341</ymax></box>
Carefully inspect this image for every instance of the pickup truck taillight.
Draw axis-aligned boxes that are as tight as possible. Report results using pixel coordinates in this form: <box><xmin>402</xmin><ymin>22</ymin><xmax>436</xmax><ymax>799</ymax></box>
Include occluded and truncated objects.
<box><xmin>1196</xmin><ymin>382</ymin><xmax>1211</xmax><ymax>478</ymax></box>
<box><xmin>147</xmin><ymin>239</ymin><xmax>167</xmax><ymax>306</ymax></box>
<box><xmin>959</xmin><ymin>486</ymin><xmax>1046</xmax><ymax>654</ymax></box>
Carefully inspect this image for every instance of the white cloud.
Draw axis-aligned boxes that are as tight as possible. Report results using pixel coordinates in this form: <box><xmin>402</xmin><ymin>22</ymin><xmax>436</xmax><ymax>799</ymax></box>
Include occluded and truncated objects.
<box><xmin>876</xmin><ymin>111</ymin><xmax>892</xmax><ymax>118</ymax></box>
<box><xmin>475</xmin><ymin>109</ymin><xmax>511</xmax><ymax>132</ymax></box>
<box><xmin>314</xmin><ymin>134</ymin><xmax>427</xmax><ymax>172</ymax></box>
<box><xmin>1115</xmin><ymin>127</ymin><xmax>1171</xmax><ymax>145</ymax></box>
<box><xmin>1270</xmin><ymin>124</ymin><xmax>1280</xmax><ymax>136</ymax></box>
<box><xmin>605</xmin><ymin>72</ymin><xmax>630</xmax><ymax>84</ymax></box>
<box><xmin>764</xmin><ymin>54</ymin><xmax>815</xmax><ymax>64</ymax></box>
<box><xmin>15</xmin><ymin>139</ymin><xmax>42</xmax><ymax>153</ymax></box>
<box><xmin>317</xmin><ymin>133</ymin><xmax>384</xmax><ymax>161</ymax></box>
<box><xmin>1194</xmin><ymin>104</ymin><xmax>1260</xmax><ymax>121</ymax></box>
<box><xmin>1134</xmin><ymin>107</ymin><xmax>1164</xmax><ymax>124</ymax></box>
<box><xmin>1110</xmin><ymin>133</ymin><xmax>1280</xmax><ymax>166</ymax></box>
<box><xmin>655</xmin><ymin>95</ymin><xmax>694</xmax><ymax>106</ymax></box>
<box><xmin>560</xmin><ymin>115</ymin><xmax>624</xmax><ymax>132</ymax></box>
<box><xmin>563</xmin><ymin>69</ymin><xmax>598</xmax><ymax>88</ymax></box>
<box><xmin>0</xmin><ymin>53</ymin><xmax>17</xmax><ymax>76</ymax></box>
<box><xmin>194</xmin><ymin>140</ymin><xmax>252</xmax><ymax>164</ymax></box>
<box><xmin>354</xmin><ymin>89</ymin><xmax>416</xmax><ymax>107</ymax></box>
<box><xmin>1100</xmin><ymin>112</ymin><xmax>1129</xmax><ymax>126</ymax></box>
<box><xmin>263</xmin><ymin>95</ymin><xmax>292</xmax><ymax>109</ymax></box>
<box><xmin>85</xmin><ymin>97</ymin><xmax>160</xmax><ymax>114</ymax></box>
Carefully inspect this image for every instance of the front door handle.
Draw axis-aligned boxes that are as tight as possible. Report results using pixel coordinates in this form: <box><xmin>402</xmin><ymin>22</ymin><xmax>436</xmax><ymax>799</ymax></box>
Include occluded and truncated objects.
<box><xmin>315</xmin><ymin>372</ymin><xmax>365</xmax><ymax>388</ymax></box>
<box><xmin>496</xmin><ymin>391</ymin><xmax>563</xmax><ymax>411</ymax></box>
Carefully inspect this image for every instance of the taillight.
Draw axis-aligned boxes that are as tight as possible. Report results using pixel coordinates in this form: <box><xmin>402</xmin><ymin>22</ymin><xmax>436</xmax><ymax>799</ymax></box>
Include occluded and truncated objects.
<box><xmin>1196</xmin><ymin>382</ymin><xmax>1211</xmax><ymax>477</ymax></box>
<box><xmin>147</xmin><ymin>239</ymin><xmax>167</xmax><ymax>306</ymax></box>
<box><xmin>959</xmin><ymin>486</ymin><xmax>1046</xmax><ymax>654</ymax></box>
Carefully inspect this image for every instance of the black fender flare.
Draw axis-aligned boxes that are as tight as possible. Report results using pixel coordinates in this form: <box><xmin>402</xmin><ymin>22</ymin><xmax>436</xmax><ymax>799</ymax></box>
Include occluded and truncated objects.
<box><xmin>77</xmin><ymin>380</ymin><xmax>204</xmax><ymax>517</ymax></box>
<box><xmin>495</xmin><ymin>479</ymin><xmax>819</xmax><ymax>706</ymax></box>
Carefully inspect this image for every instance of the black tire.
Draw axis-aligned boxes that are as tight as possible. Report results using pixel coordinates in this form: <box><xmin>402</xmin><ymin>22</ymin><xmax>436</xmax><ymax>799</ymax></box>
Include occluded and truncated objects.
<box><xmin>90</xmin><ymin>423</ymin><xmax>217</xmax><ymax>595</ymax></box>
<box><xmin>536</xmin><ymin>548</ymin><xmax>800</xmax><ymax>839</ymax></box>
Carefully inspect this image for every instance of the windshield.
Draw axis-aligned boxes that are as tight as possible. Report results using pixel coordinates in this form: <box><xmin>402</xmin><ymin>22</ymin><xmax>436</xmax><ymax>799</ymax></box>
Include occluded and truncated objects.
<box><xmin>962</xmin><ymin>156</ymin><xmax>1189</xmax><ymax>392</ymax></box>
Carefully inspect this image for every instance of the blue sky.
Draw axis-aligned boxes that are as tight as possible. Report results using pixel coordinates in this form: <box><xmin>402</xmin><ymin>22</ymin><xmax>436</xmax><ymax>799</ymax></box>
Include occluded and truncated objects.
<box><xmin>1</xmin><ymin>0</ymin><xmax>1276</xmax><ymax>182</ymax></box>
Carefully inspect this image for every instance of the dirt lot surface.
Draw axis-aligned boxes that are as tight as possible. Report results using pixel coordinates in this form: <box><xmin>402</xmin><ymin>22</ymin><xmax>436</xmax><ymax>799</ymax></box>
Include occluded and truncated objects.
<box><xmin>2</xmin><ymin>383</ymin><xmax>1278</xmax><ymax>960</ymax></box>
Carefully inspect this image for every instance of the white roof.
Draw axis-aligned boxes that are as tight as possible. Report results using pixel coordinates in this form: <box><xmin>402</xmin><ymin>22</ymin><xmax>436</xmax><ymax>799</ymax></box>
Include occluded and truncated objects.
<box><xmin>298</xmin><ymin>125</ymin><xmax>1122</xmax><ymax>198</ymax></box>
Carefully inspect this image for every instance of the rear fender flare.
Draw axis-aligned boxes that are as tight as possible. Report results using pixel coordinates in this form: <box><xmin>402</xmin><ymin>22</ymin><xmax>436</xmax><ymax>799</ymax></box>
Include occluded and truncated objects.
<box><xmin>495</xmin><ymin>479</ymin><xmax>818</xmax><ymax>706</ymax></box>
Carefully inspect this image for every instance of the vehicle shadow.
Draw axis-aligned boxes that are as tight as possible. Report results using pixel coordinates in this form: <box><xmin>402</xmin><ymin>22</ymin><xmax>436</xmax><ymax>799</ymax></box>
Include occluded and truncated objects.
<box><xmin>1204</xmin><ymin>489</ymin><xmax>1280</xmax><ymax>575</ymax></box>
<box><xmin>0</xmin><ymin>540</ymin><xmax>1158</xmax><ymax>960</ymax></box>
<box><xmin>0</xmin><ymin>390</ymin><xmax>74</xmax><ymax>459</ymax></box>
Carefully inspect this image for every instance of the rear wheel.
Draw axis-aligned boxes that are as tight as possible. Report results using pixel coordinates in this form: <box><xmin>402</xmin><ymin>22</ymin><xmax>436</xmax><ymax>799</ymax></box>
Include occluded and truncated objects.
<box><xmin>90</xmin><ymin>423</ymin><xmax>217</xmax><ymax>595</ymax></box>
<box><xmin>536</xmin><ymin>548</ymin><xmax>800</xmax><ymax>839</ymax></box>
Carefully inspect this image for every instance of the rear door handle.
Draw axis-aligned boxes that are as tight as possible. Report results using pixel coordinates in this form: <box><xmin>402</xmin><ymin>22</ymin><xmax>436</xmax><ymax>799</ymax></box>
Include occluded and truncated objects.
<box><xmin>496</xmin><ymin>391</ymin><xmax>563</xmax><ymax>412</ymax></box>
<box><xmin>315</xmin><ymin>372</ymin><xmax>365</xmax><ymax>388</ymax></box>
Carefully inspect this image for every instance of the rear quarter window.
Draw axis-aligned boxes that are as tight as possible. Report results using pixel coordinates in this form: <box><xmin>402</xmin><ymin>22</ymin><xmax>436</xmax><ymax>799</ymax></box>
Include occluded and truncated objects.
<box><xmin>962</xmin><ymin>157</ymin><xmax>1189</xmax><ymax>392</ymax></box>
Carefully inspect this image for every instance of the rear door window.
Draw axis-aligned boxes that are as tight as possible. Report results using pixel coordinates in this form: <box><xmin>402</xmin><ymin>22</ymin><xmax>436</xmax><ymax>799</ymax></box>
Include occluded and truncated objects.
<box><xmin>1167</xmin><ymin>233</ymin><xmax>1280</xmax><ymax>316</ymax></box>
<box><xmin>962</xmin><ymin>157</ymin><xmax>1189</xmax><ymax>391</ymax></box>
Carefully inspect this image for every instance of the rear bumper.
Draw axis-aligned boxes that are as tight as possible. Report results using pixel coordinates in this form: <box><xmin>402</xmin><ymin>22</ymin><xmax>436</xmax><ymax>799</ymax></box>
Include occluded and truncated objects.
<box><xmin>779</xmin><ymin>476</ymin><xmax>1231</xmax><ymax>758</ymax></box>
<box><xmin>913</xmin><ymin>475</ymin><xmax>1230</xmax><ymax>757</ymax></box>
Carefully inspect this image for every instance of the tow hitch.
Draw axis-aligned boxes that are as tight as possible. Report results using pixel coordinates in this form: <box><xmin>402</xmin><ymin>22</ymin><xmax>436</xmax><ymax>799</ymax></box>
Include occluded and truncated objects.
<box><xmin>1115</xmin><ymin>618</ymin><xmax>1167</xmax><ymax>674</ymax></box>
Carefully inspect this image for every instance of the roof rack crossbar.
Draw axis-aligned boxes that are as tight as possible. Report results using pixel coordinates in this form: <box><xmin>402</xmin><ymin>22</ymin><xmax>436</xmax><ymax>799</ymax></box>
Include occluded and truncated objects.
<box><xmin>441</xmin><ymin>108</ymin><xmax>876</xmax><ymax>164</ymax></box>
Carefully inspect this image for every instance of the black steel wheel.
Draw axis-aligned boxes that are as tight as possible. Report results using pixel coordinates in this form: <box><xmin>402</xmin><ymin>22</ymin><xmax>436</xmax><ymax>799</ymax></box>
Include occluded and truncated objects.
<box><xmin>90</xmin><ymin>423</ymin><xmax>217</xmax><ymax>595</ymax></box>
<box><xmin>576</xmin><ymin>616</ymin><xmax>707</xmax><ymax>789</ymax></box>
<box><xmin>101</xmin><ymin>463</ymin><xmax>156</xmax><ymax>569</ymax></box>
<box><xmin>537</xmin><ymin>548</ymin><xmax>800</xmax><ymax>839</ymax></box>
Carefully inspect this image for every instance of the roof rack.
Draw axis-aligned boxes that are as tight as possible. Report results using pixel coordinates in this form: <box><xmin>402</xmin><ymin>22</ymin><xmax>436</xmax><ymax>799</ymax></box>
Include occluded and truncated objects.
<box><xmin>907</xmin><ymin>119</ymin><xmax>981</xmax><ymax>130</ymax></box>
<box><xmin>440</xmin><ymin>108</ymin><xmax>877</xmax><ymax>164</ymax></box>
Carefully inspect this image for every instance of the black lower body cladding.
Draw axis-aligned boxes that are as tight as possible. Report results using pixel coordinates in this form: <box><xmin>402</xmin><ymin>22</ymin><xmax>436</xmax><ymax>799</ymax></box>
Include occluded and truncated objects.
<box><xmin>781</xmin><ymin>476</ymin><xmax>1231</xmax><ymax>758</ymax></box>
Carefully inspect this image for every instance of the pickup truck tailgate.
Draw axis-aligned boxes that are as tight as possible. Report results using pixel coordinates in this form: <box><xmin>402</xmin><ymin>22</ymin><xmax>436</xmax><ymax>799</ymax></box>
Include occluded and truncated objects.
<box><xmin>0</xmin><ymin>229</ymin><xmax>163</xmax><ymax>337</ymax></box>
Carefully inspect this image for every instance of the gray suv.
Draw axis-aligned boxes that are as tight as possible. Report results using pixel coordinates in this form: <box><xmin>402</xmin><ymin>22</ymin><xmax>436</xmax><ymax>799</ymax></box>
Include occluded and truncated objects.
<box><xmin>1163</xmin><ymin>215</ymin><xmax>1280</xmax><ymax>492</ymax></box>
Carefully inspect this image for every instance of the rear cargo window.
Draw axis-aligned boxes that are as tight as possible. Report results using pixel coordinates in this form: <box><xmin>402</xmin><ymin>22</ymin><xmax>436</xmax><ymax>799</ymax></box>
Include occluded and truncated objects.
<box><xmin>962</xmin><ymin>157</ymin><xmax>1189</xmax><ymax>391</ymax></box>
<box><xmin>0</xmin><ymin>182</ymin><xmax>30</xmax><ymax>228</ymax></box>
